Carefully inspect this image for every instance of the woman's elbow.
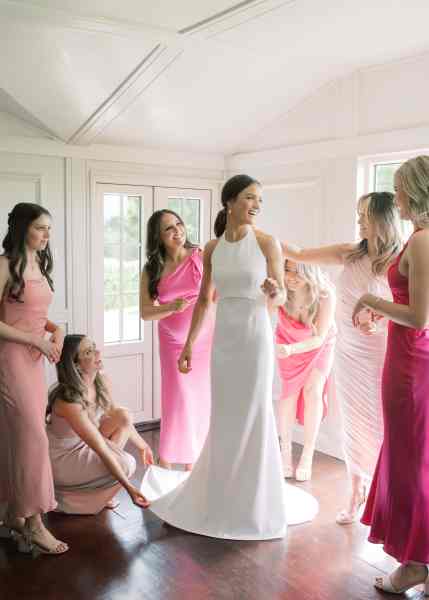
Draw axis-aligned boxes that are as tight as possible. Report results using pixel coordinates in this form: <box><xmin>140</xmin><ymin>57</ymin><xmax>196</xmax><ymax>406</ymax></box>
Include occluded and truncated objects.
<box><xmin>413</xmin><ymin>315</ymin><xmax>429</xmax><ymax>330</ymax></box>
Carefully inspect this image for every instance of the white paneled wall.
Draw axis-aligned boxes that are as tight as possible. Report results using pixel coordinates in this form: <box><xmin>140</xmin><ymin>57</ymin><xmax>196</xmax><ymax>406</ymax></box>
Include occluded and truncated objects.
<box><xmin>228</xmin><ymin>51</ymin><xmax>429</xmax><ymax>459</ymax></box>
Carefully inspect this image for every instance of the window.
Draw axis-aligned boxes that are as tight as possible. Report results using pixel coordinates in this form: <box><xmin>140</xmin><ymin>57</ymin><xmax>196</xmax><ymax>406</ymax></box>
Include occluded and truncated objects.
<box><xmin>373</xmin><ymin>162</ymin><xmax>401</xmax><ymax>193</ymax></box>
<box><xmin>103</xmin><ymin>193</ymin><xmax>142</xmax><ymax>344</ymax></box>
<box><xmin>371</xmin><ymin>161</ymin><xmax>413</xmax><ymax>238</ymax></box>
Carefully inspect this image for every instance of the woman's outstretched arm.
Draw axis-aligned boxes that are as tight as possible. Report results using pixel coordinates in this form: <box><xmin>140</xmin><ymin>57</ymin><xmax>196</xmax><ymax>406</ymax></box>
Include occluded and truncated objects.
<box><xmin>282</xmin><ymin>242</ymin><xmax>356</xmax><ymax>266</ymax></box>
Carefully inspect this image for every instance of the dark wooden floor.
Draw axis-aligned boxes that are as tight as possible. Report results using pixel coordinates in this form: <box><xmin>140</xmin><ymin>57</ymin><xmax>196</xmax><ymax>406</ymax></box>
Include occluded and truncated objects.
<box><xmin>0</xmin><ymin>431</ymin><xmax>424</xmax><ymax>600</ymax></box>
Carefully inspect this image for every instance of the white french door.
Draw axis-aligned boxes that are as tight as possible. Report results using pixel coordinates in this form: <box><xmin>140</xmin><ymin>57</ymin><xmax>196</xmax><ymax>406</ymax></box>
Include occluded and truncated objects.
<box><xmin>92</xmin><ymin>184</ymin><xmax>153</xmax><ymax>423</ymax></box>
<box><xmin>91</xmin><ymin>183</ymin><xmax>213</xmax><ymax>423</ymax></box>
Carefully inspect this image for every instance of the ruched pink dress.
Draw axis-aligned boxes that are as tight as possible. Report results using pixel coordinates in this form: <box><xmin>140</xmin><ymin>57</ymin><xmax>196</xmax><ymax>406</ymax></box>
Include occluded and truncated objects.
<box><xmin>276</xmin><ymin>306</ymin><xmax>336</xmax><ymax>424</ymax></box>
<box><xmin>0</xmin><ymin>277</ymin><xmax>57</xmax><ymax>518</ymax></box>
<box><xmin>362</xmin><ymin>231</ymin><xmax>429</xmax><ymax>563</ymax></box>
<box><xmin>157</xmin><ymin>249</ymin><xmax>213</xmax><ymax>464</ymax></box>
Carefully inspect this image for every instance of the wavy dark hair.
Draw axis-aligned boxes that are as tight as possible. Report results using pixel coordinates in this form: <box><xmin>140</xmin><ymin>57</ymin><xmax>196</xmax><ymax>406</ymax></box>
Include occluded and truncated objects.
<box><xmin>346</xmin><ymin>192</ymin><xmax>402</xmax><ymax>275</ymax></box>
<box><xmin>143</xmin><ymin>210</ymin><xmax>195</xmax><ymax>300</ymax></box>
<box><xmin>47</xmin><ymin>334</ymin><xmax>111</xmax><ymax>421</ymax></box>
<box><xmin>214</xmin><ymin>174</ymin><xmax>260</xmax><ymax>238</ymax></box>
<box><xmin>2</xmin><ymin>202</ymin><xmax>54</xmax><ymax>301</ymax></box>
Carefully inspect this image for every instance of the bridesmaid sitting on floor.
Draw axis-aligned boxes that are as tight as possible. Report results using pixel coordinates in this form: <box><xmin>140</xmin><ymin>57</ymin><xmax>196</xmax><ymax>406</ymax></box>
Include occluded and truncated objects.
<box><xmin>275</xmin><ymin>256</ymin><xmax>336</xmax><ymax>481</ymax></box>
<box><xmin>46</xmin><ymin>334</ymin><xmax>153</xmax><ymax>514</ymax></box>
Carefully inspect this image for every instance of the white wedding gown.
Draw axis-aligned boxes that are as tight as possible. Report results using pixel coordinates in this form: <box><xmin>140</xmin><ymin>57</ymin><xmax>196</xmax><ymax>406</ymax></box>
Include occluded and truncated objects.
<box><xmin>141</xmin><ymin>227</ymin><xmax>318</xmax><ymax>540</ymax></box>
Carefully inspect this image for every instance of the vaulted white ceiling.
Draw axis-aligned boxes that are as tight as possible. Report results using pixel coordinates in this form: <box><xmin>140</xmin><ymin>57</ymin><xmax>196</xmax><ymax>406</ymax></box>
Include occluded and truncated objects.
<box><xmin>1</xmin><ymin>0</ymin><xmax>429</xmax><ymax>154</ymax></box>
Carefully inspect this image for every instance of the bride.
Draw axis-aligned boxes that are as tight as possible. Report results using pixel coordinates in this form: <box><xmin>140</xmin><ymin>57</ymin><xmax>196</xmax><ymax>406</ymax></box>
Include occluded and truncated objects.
<box><xmin>141</xmin><ymin>174</ymin><xmax>318</xmax><ymax>540</ymax></box>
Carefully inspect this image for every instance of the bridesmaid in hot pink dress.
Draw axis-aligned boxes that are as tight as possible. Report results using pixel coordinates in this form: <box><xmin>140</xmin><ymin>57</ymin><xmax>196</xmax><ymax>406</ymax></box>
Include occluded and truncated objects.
<box><xmin>140</xmin><ymin>210</ymin><xmax>213</xmax><ymax>470</ymax></box>
<box><xmin>275</xmin><ymin>259</ymin><xmax>336</xmax><ymax>481</ymax></box>
<box><xmin>354</xmin><ymin>156</ymin><xmax>429</xmax><ymax>594</ymax></box>
<box><xmin>0</xmin><ymin>203</ymin><xmax>68</xmax><ymax>555</ymax></box>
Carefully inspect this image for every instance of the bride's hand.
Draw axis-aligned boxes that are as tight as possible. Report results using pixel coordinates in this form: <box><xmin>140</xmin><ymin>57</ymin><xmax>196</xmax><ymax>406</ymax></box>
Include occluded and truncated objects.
<box><xmin>261</xmin><ymin>277</ymin><xmax>279</xmax><ymax>298</ymax></box>
<box><xmin>178</xmin><ymin>344</ymin><xmax>193</xmax><ymax>374</ymax></box>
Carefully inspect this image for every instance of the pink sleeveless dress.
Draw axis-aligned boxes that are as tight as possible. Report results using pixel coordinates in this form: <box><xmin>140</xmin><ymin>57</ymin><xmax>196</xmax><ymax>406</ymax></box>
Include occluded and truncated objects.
<box><xmin>47</xmin><ymin>406</ymin><xmax>136</xmax><ymax>514</ymax></box>
<box><xmin>362</xmin><ymin>231</ymin><xmax>429</xmax><ymax>563</ymax></box>
<box><xmin>0</xmin><ymin>277</ymin><xmax>57</xmax><ymax>518</ymax></box>
<box><xmin>275</xmin><ymin>306</ymin><xmax>336</xmax><ymax>424</ymax></box>
<box><xmin>157</xmin><ymin>249</ymin><xmax>213</xmax><ymax>464</ymax></box>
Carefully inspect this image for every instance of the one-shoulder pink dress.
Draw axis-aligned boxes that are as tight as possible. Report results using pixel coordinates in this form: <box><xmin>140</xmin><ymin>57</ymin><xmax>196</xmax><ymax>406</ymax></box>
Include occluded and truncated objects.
<box><xmin>0</xmin><ymin>278</ymin><xmax>57</xmax><ymax>518</ymax></box>
<box><xmin>276</xmin><ymin>306</ymin><xmax>336</xmax><ymax>424</ymax></box>
<box><xmin>157</xmin><ymin>249</ymin><xmax>213</xmax><ymax>464</ymax></box>
<box><xmin>362</xmin><ymin>231</ymin><xmax>429</xmax><ymax>563</ymax></box>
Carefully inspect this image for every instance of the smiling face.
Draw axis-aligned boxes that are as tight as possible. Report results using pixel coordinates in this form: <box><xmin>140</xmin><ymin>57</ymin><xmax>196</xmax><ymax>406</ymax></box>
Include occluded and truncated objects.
<box><xmin>284</xmin><ymin>260</ymin><xmax>307</xmax><ymax>292</ymax></box>
<box><xmin>159</xmin><ymin>212</ymin><xmax>186</xmax><ymax>253</ymax></box>
<box><xmin>228</xmin><ymin>183</ymin><xmax>262</xmax><ymax>226</ymax></box>
<box><xmin>25</xmin><ymin>213</ymin><xmax>51</xmax><ymax>252</ymax></box>
<box><xmin>357</xmin><ymin>195</ymin><xmax>380</xmax><ymax>242</ymax></box>
<box><xmin>76</xmin><ymin>337</ymin><xmax>102</xmax><ymax>376</ymax></box>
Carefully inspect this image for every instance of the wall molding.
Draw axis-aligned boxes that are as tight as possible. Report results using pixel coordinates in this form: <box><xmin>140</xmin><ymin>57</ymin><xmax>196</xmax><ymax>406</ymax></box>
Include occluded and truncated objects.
<box><xmin>228</xmin><ymin>123</ymin><xmax>429</xmax><ymax>170</ymax></box>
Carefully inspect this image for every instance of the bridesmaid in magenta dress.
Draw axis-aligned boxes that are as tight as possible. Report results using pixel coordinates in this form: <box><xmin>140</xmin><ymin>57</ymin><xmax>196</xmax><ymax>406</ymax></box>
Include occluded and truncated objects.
<box><xmin>353</xmin><ymin>156</ymin><xmax>429</xmax><ymax>594</ymax></box>
<box><xmin>0</xmin><ymin>203</ymin><xmax>68</xmax><ymax>554</ymax></box>
<box><xmin>140</xmin><ymin>210</ymin><xmax>213</xmax><ymax>470</ymax></box>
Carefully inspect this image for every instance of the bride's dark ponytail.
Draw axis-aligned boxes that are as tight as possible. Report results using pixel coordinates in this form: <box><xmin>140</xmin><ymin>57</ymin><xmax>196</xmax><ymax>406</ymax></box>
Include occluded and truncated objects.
<box><xmin>214</xmin><ymin>174</ymin><xmax>260</xmax><ymax>238</ymax></box>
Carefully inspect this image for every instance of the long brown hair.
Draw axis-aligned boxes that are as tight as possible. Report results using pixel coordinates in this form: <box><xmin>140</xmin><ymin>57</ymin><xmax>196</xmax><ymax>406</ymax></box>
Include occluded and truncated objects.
<box><xmin>2</xmin><ymin>203</ymin><xmax>54</xmax><ymax>301</ymax></box>
<box><xmin>143</xmin><ymin>209</ymin><xmax>195</xmax><ymax>299</ymax></box>
<box><xmin>346</xmin><ymin>192</ymin><xmax>402</xmax><ymax>275</ymax></box>
<box><xmin>47</xmin><ymin>334</ymin><xmax>111</xmax><ymax>420</ymax></box>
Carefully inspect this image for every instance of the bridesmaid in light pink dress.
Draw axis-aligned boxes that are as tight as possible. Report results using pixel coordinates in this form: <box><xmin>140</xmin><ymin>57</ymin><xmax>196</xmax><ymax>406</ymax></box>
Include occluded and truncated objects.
<box><xmin>140</xmin><ymin>210</ymin><xmax>213</xmax><ymax>470</ymax></box>
<box><xmin>0</xmin><ymin>203</ymin><xmax>68</xmax><ymax>555</ymax></box>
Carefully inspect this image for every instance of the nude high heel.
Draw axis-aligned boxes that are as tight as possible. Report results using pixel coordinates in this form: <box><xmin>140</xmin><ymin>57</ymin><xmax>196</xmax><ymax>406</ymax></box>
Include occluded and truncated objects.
<box><xmin>336</xmin><ymin>487</ymin><xmax>367</xmax><ymax>525</ymax></box>
<box><xmin>17</xmin><ymin>525</ymin><xmax>69</xmax><ymax>556</ymax></box>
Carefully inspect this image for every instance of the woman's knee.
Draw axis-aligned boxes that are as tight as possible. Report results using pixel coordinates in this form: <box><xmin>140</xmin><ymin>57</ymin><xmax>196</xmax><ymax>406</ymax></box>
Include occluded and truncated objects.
<box><xmin>111</xmin><ymin>407</ymin><xmax>132</xmax><ymax>429</ymax></box>
<box><xmin>121</xmin><ymin>452</ymin><xmax>137</xmax><ymax>478</ymax></box>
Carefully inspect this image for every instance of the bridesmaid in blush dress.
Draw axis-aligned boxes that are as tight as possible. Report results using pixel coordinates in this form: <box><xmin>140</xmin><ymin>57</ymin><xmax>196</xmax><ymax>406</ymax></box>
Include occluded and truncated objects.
<box><xmin>0</xmin><ymin>203</ymin><xmax>68</xmax><ymax>555</ymax></box>
<box><xmin>140</xmin><ymin>210</ymin><xmax>213</xmax><ymax>471</ymax></box>
<box><xmin>354</xmin><ymin>156</ymin><xmax>429</xmax><ymax>594</ymax></box>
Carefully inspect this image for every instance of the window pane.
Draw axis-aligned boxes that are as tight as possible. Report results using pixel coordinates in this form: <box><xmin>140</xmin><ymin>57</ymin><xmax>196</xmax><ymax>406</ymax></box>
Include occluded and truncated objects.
<box><xmin>168</xmin><ymin>196</ymin><xmax>200</xmax><ymax>244</ymax></box>
<box><xmin>123</xmin><ymin>245</ymin><xmax>140</xmax><ymax>293</ymax></box>
<box><xmin>122</xmin><ymin>294</ymin><xmax>140</xmax><ymax>341</ymax></box>
<box><xmin>104</xmin><ymin>244</ymin><xmax>120</xmax><ymax>295</ymax></box>
<box><xmin>104</xmin><ymin>295</ymin><xmax>120</xmax><ymax>343</ymax></box>
<box><xmin>104</xmin><ymin>194</ymin><xmax>121</xmax><ymax>244</ymax></box>
<box><xmin>124</xmin><ymin>195</ymin><xmax>141</xmax><ymax>244</ymax></box>
<box><xmin>374</xmin><ymin>163</ymin><xmax>401</xmax><ymax>193</ymax></box>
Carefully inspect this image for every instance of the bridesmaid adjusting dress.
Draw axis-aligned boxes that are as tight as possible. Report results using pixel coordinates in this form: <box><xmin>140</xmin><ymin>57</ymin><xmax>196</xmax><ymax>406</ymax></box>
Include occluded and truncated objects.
<box><xmin>141</xmin><ymin>175</ymin><xmax>318</xmax><ymax>540</ymax></box>
<box><xmin>140</xmin><ymin>210</ymin><xmax>213</xmax><ymax>470</ymax></box>
<box><xmin>276</xmin><ymin>258</ymin><xmax>336</xmax><ymax>481</ymax></box>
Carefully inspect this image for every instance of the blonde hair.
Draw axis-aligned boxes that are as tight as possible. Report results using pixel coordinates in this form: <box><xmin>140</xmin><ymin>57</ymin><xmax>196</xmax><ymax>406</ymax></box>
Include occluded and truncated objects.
<box><xmin>396</xmin><ymin>155</ymin><xmax>429</xmax><ymax>228</ymax></box>
<box><xmin>285</xmin><ymin>254</ymin><xmax>333</xmax><ymax>329</ymax></box>
<box><xmin>347</xmin><ymin>191</ymin><xmax>402</xmax><ymax>275</ymax></box>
